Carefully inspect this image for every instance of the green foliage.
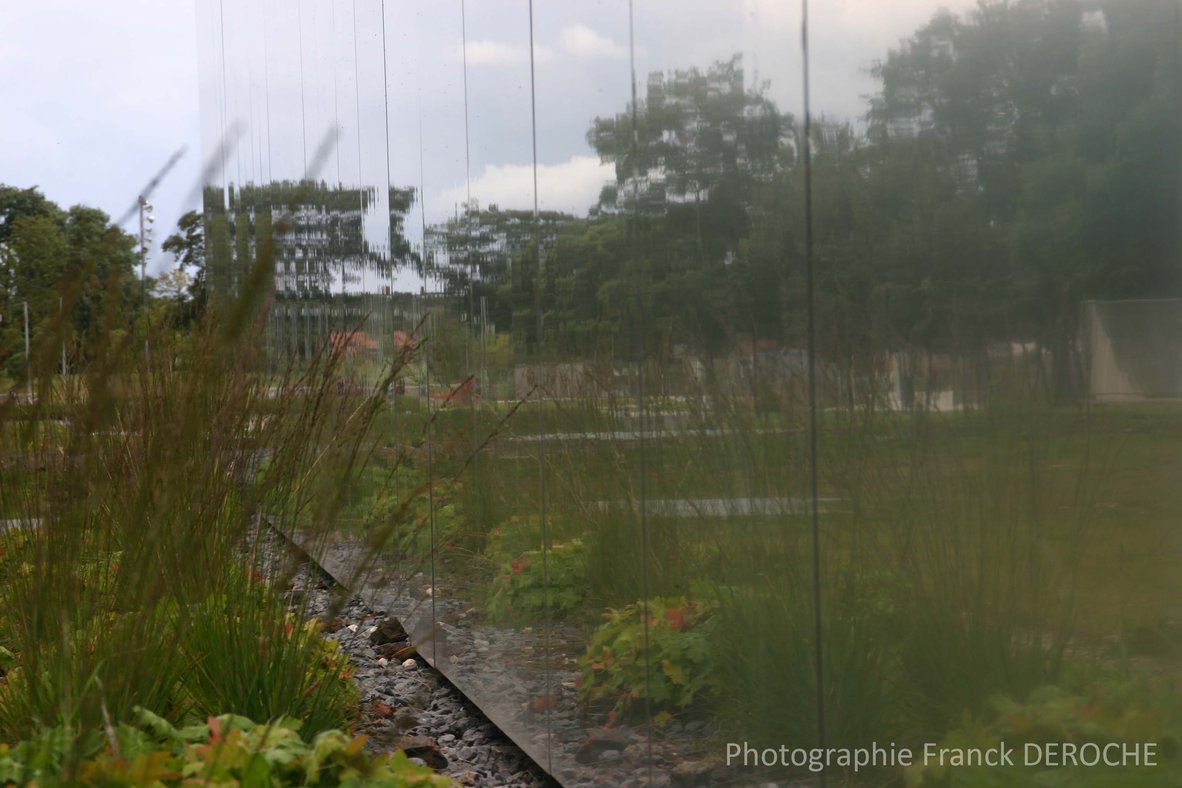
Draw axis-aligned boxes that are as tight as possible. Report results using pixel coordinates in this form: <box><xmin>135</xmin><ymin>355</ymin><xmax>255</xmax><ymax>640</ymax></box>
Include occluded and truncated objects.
<box><xmin>0</xmin><ymin>187</ymin><xmax>140</xmax><ymax>379</ymax></box>
<box><xmin>358</xmin><ymin>466</ymin><xmax>467</xmax><ymax>562</ymax></box>
<box><xmin>485</xmin><ymin>539</ymin><xmax>588</xmax><ymax>624</ymax></box>
<box><xmin>179</xmin><ymin>571</ymin><xmax>359</xmax><ymax>737</ymax></box>
<box><xmin>907</xmin><ymin>670</ymin><xmax>1182</xmax><ymax>786</ymax></box>
<box><xmin>578</xmin><ymin>596</ymin><xmax>717</xmax><ymax>722</ymax></box>
<box><xmin>0</xmin><ymin>194</ymin><xmax>413</xmax><ymax>743</ymax></box>
<box><xmin>713</xmin><ymin>573</ymin><xmax>906</xmax><ymax>754</ymax></box>
<box><xmin>0</xmin><ymin>707</ymin><xmax>454</xmax><ymax>786</ymax></box>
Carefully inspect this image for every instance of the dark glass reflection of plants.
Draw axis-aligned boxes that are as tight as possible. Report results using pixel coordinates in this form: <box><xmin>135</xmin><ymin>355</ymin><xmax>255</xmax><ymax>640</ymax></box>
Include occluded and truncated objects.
<box><xmin>578</xmin><ymin>596</ymin><xmax>717</xmax><ymax>723</ymax></box>
<box><xmin>485</xmin><ymin>538</ymin><xmax>588</xmax><ymax>624</ymax></box>
<box><xmin>909</xmin><ymin>667</ymin><xmax>1182</xmax><ymax>786</ymax></box>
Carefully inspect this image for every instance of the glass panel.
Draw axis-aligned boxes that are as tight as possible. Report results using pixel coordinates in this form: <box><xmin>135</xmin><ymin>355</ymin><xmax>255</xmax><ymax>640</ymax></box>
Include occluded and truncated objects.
<box><xmin>624</xmin><ymin>3</ymin><xmax>819</xmax><ymax>785</ymax></box>
<box><xmin>528</xmin><ymin>3</ymin><xmax>646</xmax><ymax>781</ymax></box>
<box><xmin>810</xmin><ymin>0</ymin><xmax>1182</xmax><ymax>785</ymax></box>
<box><xmin>415</xmin><ymin>0</ymin><xmax>558</xmax><ymax>772</ymax></box>
<box><xmin>196</xmin><ymin>1</ymin><xmax>1182</xmax><ymax>784</ymax></box>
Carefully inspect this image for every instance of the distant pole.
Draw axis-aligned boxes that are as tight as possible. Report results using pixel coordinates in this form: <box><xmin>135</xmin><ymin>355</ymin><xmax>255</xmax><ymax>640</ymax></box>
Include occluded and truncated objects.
<box><xmin>138</xmin><ymin>195</ymin><xmax>154</xmax><ymax>368</ymax></box>
<box><xmin>60</xmin><ymin>297</ymin><xmax>67</xmax><ymax>385</ymax></box>
<box><xmin>23</xmin><ymin>301</ymin><xmax>31</xmax><ymax>401</ymax></box>
<box><xmin>139</xmin><ymin>196</ymin><xmax>146</xmax><ymax>307</ymax></box>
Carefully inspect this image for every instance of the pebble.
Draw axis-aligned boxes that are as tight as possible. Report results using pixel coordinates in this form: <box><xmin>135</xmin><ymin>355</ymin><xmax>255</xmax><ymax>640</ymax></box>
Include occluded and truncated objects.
<box><xmin>259</xmin><ymin>528</ymin><xmax>778</xmax><ymax>788</ymax></box>
<box><xmin>251</xmin><ymin>528</ymin><xmax>551</xmax><ymax>788</ymax></box>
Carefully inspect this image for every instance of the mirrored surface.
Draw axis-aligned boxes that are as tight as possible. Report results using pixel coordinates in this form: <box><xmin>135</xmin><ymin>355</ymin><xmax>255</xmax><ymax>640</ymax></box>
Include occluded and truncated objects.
<box><xmin>197</xmin><ymin>0</ymin><xmax>1182</xmax><ymax>784</ymax></box>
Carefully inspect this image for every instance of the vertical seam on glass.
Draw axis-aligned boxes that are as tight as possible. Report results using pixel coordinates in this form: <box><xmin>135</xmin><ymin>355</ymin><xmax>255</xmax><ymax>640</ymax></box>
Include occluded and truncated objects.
<box><xmin>351</xmin><ymin>0</ymin><xmax>365</xmax><ymax>329</ymax></box>
<box><xmin>627</xmin><ymin>1</ymin><xmax>655</xmax><ymax>781</ymax></box>
<box><xmin>801</xmin><ymin>0</ymin><xmax>827</xmax><ymax>782</ymax></box>
<box><xmin>297</xmin><ymin>0</ymin><xmax>308</xmax><ymax>176</ymax></box>
<box><xmin>526</xmin><ymin>0</ymin><xmax>553</xmax><ymax>774</ymax></box>
<box><xmin>413</xmin><ymin>4</ymin><xmax>439</xmax><ymax>666</ymax></box>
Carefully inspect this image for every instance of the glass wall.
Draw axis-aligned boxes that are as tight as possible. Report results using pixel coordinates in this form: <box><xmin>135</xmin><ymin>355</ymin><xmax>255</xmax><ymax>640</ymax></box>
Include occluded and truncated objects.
<box><xmin>197</xmin><ymin>0</ymin><xmax>1182</xmax><ymax>784</ymax></box>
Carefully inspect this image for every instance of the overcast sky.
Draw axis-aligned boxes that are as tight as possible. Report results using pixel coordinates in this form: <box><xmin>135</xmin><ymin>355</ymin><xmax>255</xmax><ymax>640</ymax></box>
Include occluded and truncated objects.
<box><xmin>0</xmin><ymin>0</ymin><xmax>977</xmax><ymax>277</ymax></box>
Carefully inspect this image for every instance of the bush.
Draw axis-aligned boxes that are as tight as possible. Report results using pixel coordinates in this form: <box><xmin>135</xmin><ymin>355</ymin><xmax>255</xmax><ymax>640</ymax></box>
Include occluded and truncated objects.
<box><xmin>485</xmin><ymin>538</ymin><xmax>588</xmax><ymax>623</ymax></box>
<box><xmin>907</xmin><ymin>669</ymin><xmax>1182</xmax><ymax>786</ymax></box>
<box><xmin>360</xmin><ymin>467</ymin><xmax>466</xmax><ymax>562</ymax></box>
<box><xmin>578</xmin><ymin>596</ymin><xmax>717</xmax><ymax>723</ymax></box>
<box><xmin>179</xmin><ymin>569</ymin><xmax>360</xmax><ymax>737</ymax></box>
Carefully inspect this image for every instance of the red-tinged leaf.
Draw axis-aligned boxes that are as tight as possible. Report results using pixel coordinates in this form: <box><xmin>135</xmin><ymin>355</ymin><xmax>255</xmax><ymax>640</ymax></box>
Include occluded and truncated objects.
<box><xmin>207</xmin><ymin>716</ymin><xmax>222</xmax><ymax>744</ymax></box>
<box><xmin>370</xmin><ymin>699</ymin><xmax>395</xmax><ymax>718</ymax></box>
<box><xmin>664</xmin><ymin>607</ymin><xmax>686</xmax><ymax>632</ymax></box>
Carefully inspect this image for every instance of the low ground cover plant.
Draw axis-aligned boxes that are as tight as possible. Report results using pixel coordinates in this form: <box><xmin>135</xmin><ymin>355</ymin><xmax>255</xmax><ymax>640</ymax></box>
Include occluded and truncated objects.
<box><xmin>907</xmin><ymin>668</ymin><xmax>1182</xmax><ymax>786</ymax></box>
<box><xmin>577</xmin><ymin>596</ymin><xmax>718</xmax><ymax>723</ymax></box>
<box><xmin>0</xmin><ymin>707</ymin><xmax>453</xmax><ymax>786</ymax></box>
<box><xmin>485</xmin><ymin>538</ymin><xmax>588</xmax><ymax>623</ymax></box>
<box><xmin>344</xmin><ymin>464</ymin><xmax>467</xmax><ymax>566</ymax></box>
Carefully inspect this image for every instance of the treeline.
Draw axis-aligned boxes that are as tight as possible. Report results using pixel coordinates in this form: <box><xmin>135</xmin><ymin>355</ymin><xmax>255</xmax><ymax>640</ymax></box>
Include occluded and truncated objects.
<box><xmin>0</xmin><ymin>186</ymin><xmax>142</xmax><ymax>378</ymax></box>
<box><xmin>427</xmin><ymin>0</ymin><xmax>1179</xmax><ymax>398</ymax></box>
<box><xmin>6</xmin><ymin>0</ymin><xmax>1175</xmax><ymax>394</ymax></box>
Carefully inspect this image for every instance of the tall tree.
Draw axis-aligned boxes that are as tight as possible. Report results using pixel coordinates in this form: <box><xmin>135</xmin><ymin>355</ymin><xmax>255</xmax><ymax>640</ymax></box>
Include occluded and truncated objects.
<box><xmin>0</xmin><ymin>187</ymin><xmax>139</xmax><ymax>375</ymax></box>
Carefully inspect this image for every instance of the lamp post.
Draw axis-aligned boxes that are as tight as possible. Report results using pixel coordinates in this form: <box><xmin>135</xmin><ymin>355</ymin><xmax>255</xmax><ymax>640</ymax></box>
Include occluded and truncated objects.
<box><xmin>138</xmin><ymin>196</ymin><xmax>154</xmax><ymax>307</ymax></box>
<box><xmin>138</xmin><ymin>196</ymin><xmax>154</xmax><ymax>367</ymax></box>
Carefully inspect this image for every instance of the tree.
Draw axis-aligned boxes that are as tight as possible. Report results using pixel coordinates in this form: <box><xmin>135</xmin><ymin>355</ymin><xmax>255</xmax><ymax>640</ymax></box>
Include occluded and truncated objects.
<box><xmin>154</xmin><ymin>267</ymin><xmax>192</xmax><ymax>302</ymax></box>
<box><xmin>424</xmin><ymin>203</ymin><xmax>575</xmax><ymax>351</ymax></box>
<box><xmin>0</xmin><ymin>214</ymin><xmax>68</xmax><ymax>377</ymax></box>
<box><xmin>61</xmin><ymin>205</ymin><xmax>139</xmax><ymax>341</ymax></box>
<box><xmin>586</xmin><ymin>55</ymin><xmax>796</xmax><ymax>359</ymax></box>
<box><xmin>589</xmin><ymin>54</ymin><xmax>792</xmax><ymax>266</ymax></box>
<box><xmin>861</xmin><ymin>0</ymin><xmax>1180</xmax><ymax>400</ymax></box>
<box><xmin>162</xmin><ymin>210</ymin><xmax>206</xmax><ymax>299</ymax></box>
<box><xmin>0</xmin><ymin>185</ymin><xmax>140</xmax><ymax>376</ymax></box>
<box><xmin>0</xmin><ymin>185</ymin><xmax>63</xmax><ymax>246</ymax></box>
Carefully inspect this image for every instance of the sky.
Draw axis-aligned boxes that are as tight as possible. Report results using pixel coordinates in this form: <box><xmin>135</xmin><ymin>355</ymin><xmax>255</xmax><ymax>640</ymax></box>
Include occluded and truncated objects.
<box><xmin>0</xmin><ymin>0</ymin><xmax>979</xmax><ymax>278</ymax></box>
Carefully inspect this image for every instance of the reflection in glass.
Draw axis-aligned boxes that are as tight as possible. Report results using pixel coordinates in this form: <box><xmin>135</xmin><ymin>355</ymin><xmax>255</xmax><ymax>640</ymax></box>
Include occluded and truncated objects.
<box><xmin>197</xmin><ymin>0</ymin><xmax>1181</xmax><ymax>784</ymax></box>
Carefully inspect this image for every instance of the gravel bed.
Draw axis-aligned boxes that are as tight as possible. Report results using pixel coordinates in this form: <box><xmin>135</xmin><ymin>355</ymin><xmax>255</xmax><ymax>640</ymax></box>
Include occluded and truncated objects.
<box><xmin>253</xmin><ymin>527</ymin><xmax>556</xmax><ymax>788</ymax></box>
<box><xmin>295</xmin><ymin>535</ymin><xmax>787</xmax><ymax>788</ymax></box>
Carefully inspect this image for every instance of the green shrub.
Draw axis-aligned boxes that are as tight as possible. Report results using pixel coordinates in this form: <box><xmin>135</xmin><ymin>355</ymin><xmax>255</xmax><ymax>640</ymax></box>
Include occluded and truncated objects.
<box><xmin>485</xmin><ymin>539</ymin><xmax>588</xmax><ymax>623</ymax></box>
<box><xmin>578</xmin><ymin>596</ymin><xmax>717</xmax><ymax>723</ymax></box>
<box><xmin>361</xmin><ymin>467</ymin><xmax>466</xmax><ymax>561</ymax></box>
<box><xmin>907</xmin><ymin>670</ymin><xmax>1182</xmax><ymax>786</ymax></box>
<box><xmin>713</xmin><ymin>573</ymin><xmax>904</xmax><ymax>754</ymax></box>
<box><xmin>179</xmin><ymin>570</ymin><xmax>359</xmax><ymax>737</ymax></box>
<box><xmin>0</xmin><ymin>707</ymin><xmax>454</xmax><ymax>786</ymax></box>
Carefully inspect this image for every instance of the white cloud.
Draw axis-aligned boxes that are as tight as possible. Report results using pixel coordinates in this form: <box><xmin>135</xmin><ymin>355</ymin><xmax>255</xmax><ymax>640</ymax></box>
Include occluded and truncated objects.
<box><xmin>460</xmin><ymin>40</ymin><xmax>554</xmax><ymax>66</ymax></box>
<box><xmin>559</xmin><ymin>25</ymin><xmax>628</xmax><ymax>60</ymax></box>
<box><xmin>436</xmin><ymin>155</ymin><xmax>614</xmax><ymax>217</ymax></box>
<box><xmin>454</xmin><ymin>26</ymin><xmax>627</xmax><ymax>68</ymax></box>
